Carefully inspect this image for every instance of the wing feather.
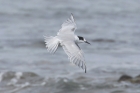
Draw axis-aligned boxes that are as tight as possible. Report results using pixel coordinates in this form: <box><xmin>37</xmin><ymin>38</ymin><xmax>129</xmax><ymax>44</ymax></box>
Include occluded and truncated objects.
<box><xmin>62</xmin><ymin>41</ymin><xmax>86</xmax><ymax>73</ymax></box>
<box><xmin>58</xmin><ymin>13</ymin><xmax>77</xmax><ymax>34</ymax></box>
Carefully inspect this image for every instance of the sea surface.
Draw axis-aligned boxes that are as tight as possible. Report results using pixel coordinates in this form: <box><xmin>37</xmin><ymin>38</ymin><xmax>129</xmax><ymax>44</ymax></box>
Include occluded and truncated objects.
<box><xmin>0</xmin><ymin>0</ymin><xmax>140</xmax><ymax>93</ymax></box>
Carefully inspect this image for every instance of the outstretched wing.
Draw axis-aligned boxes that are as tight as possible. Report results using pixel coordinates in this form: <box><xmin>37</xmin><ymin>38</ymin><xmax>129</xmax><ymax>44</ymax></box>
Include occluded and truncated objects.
<box><xmin>58</xmin><ymin>13</ymin><xmax>77</xmax><ymax>34</ymax></box>
<box><xmin>62</xmin><ymin>41</ymin><xmax>86</xmax><ymax>73</ymax></box>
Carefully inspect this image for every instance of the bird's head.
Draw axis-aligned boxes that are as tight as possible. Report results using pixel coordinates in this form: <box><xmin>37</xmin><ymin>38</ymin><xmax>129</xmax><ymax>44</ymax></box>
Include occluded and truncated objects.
<box><xmin>77</xmin><ymin>36</ymin><xmax>90</xmax><ymax>44</ymax></box>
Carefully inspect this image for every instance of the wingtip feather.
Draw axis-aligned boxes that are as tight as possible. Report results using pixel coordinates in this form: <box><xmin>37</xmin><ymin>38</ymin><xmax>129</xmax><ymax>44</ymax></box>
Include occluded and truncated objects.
<box><xmin>85</xmin><ymin>68</ymin><xmax>86</xmax><ymax>73</ymax></box>
<box><xmin>71</xmin><ymin>13</ymin><xmax>73</xmax><ymax>16</ymax></box>
<box><xmin>70</xmin><ymin>13</ymin><xmax>74</xmax><ymax>21</ymax></box>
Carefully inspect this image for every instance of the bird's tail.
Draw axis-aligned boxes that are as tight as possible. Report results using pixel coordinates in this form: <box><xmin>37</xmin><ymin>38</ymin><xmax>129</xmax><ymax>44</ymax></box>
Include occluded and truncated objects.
<box><xmin>44</xmin><ymin>36</ymin><xmax>60</xmax><ymax>54</ymax></box>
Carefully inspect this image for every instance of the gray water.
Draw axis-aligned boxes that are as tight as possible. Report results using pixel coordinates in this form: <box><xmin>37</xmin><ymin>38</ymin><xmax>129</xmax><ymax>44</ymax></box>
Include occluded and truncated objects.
<box><xmin>0</xmin><ymin>0</ymin><xmax>140</xmax><ymax>93</ymax></box>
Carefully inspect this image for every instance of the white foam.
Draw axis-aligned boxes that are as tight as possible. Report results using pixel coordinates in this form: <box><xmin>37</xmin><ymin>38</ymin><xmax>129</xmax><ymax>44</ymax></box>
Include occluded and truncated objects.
<box><xmin>7</xmin><ymin>72</ymin><xmax>23</xmax><ymax>86</ymax></box>
<box><xmin>15</xmin><ymin>72</ymin><xmax>23</xmax><ymax>79</ymax></box>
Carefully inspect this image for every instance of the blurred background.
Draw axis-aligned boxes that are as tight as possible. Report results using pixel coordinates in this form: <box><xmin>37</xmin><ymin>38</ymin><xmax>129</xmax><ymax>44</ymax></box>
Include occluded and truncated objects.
<box><xmin>0</xmin><ymin>0</ymin><xmax>140</xmax><ymax>93</ymax></box>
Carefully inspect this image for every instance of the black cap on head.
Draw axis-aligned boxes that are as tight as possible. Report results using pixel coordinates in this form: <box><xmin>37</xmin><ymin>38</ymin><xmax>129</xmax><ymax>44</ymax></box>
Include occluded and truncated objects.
<box><xmin>78</xmin><ymin>36</ymin><xmax>84</xmax><ymax>40</ymax></box>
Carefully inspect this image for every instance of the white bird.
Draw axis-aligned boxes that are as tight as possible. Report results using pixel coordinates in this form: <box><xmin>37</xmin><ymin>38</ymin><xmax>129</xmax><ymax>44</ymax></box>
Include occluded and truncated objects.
<box><xmin>44</xmin><ymin>13</ymin><xmax>90</xmax><ymax>73</ymax></box>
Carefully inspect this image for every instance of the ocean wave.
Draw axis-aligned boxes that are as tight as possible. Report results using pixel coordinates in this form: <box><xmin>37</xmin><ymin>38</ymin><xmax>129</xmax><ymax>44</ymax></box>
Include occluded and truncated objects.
<box><xmin>0</xmin><ymin>71</ymin><xmax>140</xmax><ymax>93</ymax></box>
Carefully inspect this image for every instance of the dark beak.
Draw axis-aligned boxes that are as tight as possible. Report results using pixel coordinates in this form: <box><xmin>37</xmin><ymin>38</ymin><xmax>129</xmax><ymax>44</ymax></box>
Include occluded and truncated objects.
<box><xmin>85</xmin><ymin>41</ymin><xmax>90</xmax><ymax>45</ymax></box>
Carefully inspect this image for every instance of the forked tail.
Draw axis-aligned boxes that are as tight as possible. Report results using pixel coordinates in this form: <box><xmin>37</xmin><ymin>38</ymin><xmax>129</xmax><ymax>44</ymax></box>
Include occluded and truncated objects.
<box><xmin>44</xmin><ymin>36</ymin><xmax>60</xmax><ymax>54</ymax></box>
